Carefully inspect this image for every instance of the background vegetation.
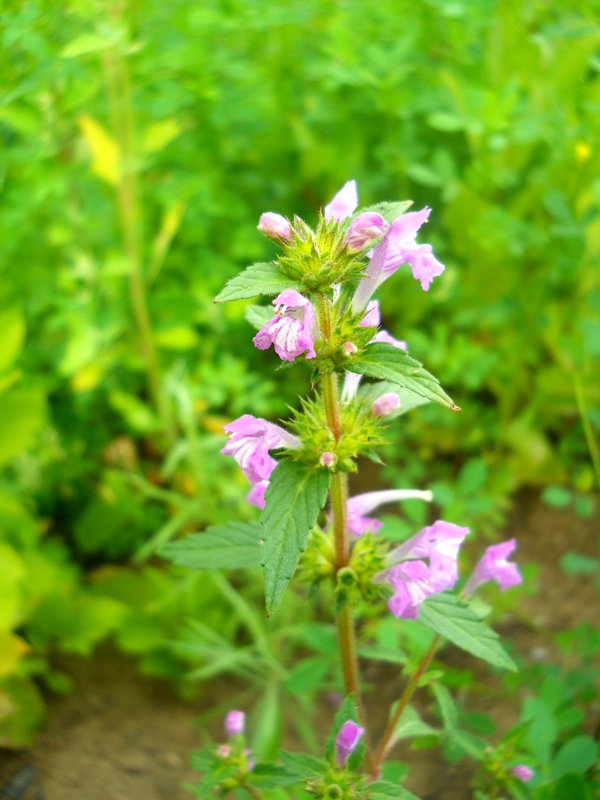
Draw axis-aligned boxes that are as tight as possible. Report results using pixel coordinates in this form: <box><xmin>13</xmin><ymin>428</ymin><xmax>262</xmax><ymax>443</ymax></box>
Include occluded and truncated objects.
<box><xmin>1</xmin><ymin>0</ymin><xmax>598</xmax><ymax>793</ymax></box>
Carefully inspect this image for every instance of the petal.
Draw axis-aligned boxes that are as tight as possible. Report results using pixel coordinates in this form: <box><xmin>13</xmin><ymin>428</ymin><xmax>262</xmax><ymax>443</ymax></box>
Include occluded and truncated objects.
<box><xmin>348</xmin><ymin>489</ymin><xmax>433</xmax><ymax>518</ymax></box>
<box><xmin>324</xmin><ymin>180</ymin><xmax>358</xmax><ymax>222</ymax></box>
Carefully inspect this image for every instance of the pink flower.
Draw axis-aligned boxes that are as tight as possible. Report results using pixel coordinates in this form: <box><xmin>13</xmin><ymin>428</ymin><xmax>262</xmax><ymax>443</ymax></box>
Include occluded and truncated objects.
<box><xmin>247</xmin><ymin>480</ymin><xmax>269</xmax><ymax>509</ymax></box>
<box><xmin>225</xmin><ymin>710</ymin><xmax>245</xmax><ymax>736</ymax></box>
<box><xmin>352</xmin><ymin>208</ymin><xmax>445</xmax><ymax>310</ymax></box>
<box><xmin>257</xmin><ymin>212</ymin><xmax>291</xmax><ymax>241</ymax></box>
<box><xmin>347</xmin><ymin>489</ymin><xmax>433</xmax><ymax>536</ymax></box>
<box><xmin>221</xmin><ymin>415</ymin><xmax>300</xmax><ymax>484</ymax></box>
<box><xmin>372</xmin><ymin>330</ymin><xmax>408</xmax><ymax>350</ymax></box>
<box><xmin>324</xmin><ymin>180</ymin><xmax>358</xmax><ymax>222</ymax></box>
<box><xmin>387</xmin><ymin>560</ymin><xmax>436</xmax><ymax>619</ymax></box>
<box><xmin>383</xmin><ymin>520</ymin><xmax>469</xmax><ymax>619</ymax></box>
<box><xmin>346</xmin><ymin>212</ymin><xmax>389</xmax><ymax>251</ymax></box>
<box><xmin>511</xmin><ymin>765</ymin><xmax>534</xmax><ymax>783</ymax></box>
<box><xmin>335</xmin><ymin>720</ymin><xmax>364</xmax><ymax>766</ymax></box>
<box><xmin>388</xmin><ymin>520</ymin><xmax>470</xmax><ymax>591</ymax></box>
<box><xmin>372</xmin><ymin>392</ymin><xmax>401</xmax><ymax>418</ymax></box>
<box><xmin>253</xmin><ymin>289</ymin><xmax>316</xmax><ymax>362</ymax></box>
<box><xmin>464</xmin><ymin>539</ymin><xmax>522</xmax><ymax>595</ymax></box>
<box><xmin>320</xmin><ymin>451</ymin><xmax>336</xmax><ymax>468</ymax></box>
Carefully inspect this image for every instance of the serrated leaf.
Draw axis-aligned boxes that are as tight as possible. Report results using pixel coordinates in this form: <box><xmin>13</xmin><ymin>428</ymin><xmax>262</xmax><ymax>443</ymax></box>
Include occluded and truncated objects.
<box><xmin>349</xmin><ymin>343</ymin><xmax>459</xmax><ymax>411</ymax></box>
<box><xmin>215</xmin><ymin>262</ymin><xmax>302</xmax><ymax>303</ymax></box>
<box><xmin>160</xmin><ymin>522</ymin><xmax>262</xmax><ymax>570</ymax></box>
<box><xmin>245</xmin><ymin>304</ymin><xmax>275</xmax><ymax>330</ymax></box>
<box><xmin>261</xmin><ymin>462</ymin><xmax>330</xmax><ymax>614</ymax></box>
<box><xmin>278</xmin><ymin>751</ymin><xmax>324</xmax><ymax>778</ymax></box>
<box><xmin>419</xmin><ymin>594</ymin><xmax>516</xmax><ymax>671</ymax></box>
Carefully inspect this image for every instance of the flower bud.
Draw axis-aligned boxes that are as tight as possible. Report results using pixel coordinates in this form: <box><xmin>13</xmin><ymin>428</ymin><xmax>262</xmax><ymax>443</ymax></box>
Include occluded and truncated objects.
<box><xmin>511</xmin><ymin>765</ymin><xmax>534</xmax><ymax>783</ymax></box>
<box><xmin>335</xmin><ymin>720</ymin><xmax>364</xmax><ymax>766</ymax></box>
<box><xmin>372</xmin><ymin>392</ymin><xmax>401</xmax><ymax>418</ymax></box>
<box><xmin>257</xmin><ymin>212</ymin><xmax>291</xmax><ymax>241</ymax></box>
<box><xmin>343</xmin><ymin>341</ymin><xmax>358</xmax><ymax>356</ymax></box>
<box><xmin>320</xmin><ymin>451</ymin><xmax>336</xmax><ymax>468</ymax></box>
<box><xmin>217</xmin><ymin>745</ymin><xmax>231</xmax><ymax>758</ymax></box>
<box><xmin>224</xmin><ymin>710</ymin><xmax>245</xmax><ymax>736</ymax></box>
<box><xmin>346</xmin><ymin>213</ymin><xmax>389</xmax><ymax>251</ymax></box>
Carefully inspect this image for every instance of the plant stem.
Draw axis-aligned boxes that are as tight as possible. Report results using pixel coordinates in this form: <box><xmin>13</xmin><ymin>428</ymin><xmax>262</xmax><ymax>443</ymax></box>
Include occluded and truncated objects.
<box><xmin>315</xmin><ymin>294</ymin><xmax>375</xmax><ymax>774</ymax></box>
<box><xmin>372</xmin><ymin>634</ymin><xmax>441</xmax><ymax>775</ymax></box>
<box><xmin>102</xmin><ymin>1</ymin><xmax>173</xmax><ymax>438</ymax></box>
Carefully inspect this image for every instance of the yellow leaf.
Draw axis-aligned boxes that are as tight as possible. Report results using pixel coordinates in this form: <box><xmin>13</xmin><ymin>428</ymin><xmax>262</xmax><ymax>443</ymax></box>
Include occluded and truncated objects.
<box><xmin>142</xmin><ymin>119</ymin><xmax>182</xmax><ymax>154</ymax></box>
<box><xmin>78</xmin><ymin>115</ymin><xmax>121</xmax><ymax>185</ymax></box>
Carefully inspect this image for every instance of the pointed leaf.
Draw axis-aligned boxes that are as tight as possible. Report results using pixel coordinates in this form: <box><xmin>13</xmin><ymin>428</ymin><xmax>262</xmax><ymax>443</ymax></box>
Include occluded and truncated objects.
<box><xmin>160</xmin><ymin>522</ymin><xmax>262</xmax><ymax>570</ymax></box>
<box><xmin>357</xmin><ymin>380</ymin><xmax>430</xmax><ymax>418</ymax></box>
<box><xmin>419</xmin><ymin>594</ymin><xmax>517</xmax><ymax>671</ymax></box>
<box><xmin>369</xmin><ymin>780</ymin><xmax>422</xmax><ymax>800</ymax></box>
<box><xmin>215</xmin><ymin>262</ymin><xmax>302</xmax><ymax>303</ymax></box>
<box><xmin>245</xmin><ymin>303</ymin><xmax>275</xmax><ymax>330</ymax></box>
<box><xmin>261</xmin><ymin>461</ymin><xmax>330</xmax><ymax>614</ymax></box>
<box><xmin>356</xmin><ymin>200</ymin><xmax>413</xmax><ymax>223</ymax></box>
<box><xmin>348</xmin><ymin>343</ymin><xmax>459</xmax><ymax>410</ymax></box>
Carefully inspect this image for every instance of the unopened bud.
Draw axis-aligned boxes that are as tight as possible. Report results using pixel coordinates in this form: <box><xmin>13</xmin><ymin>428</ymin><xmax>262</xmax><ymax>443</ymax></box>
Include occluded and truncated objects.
<box><xmin>511</xmin><ymin>765</ymin><xmax>534</xmax><ymax>783</ymax></box>
<box><xmin>257</xmin><ymin>212</ymin><xmax>291</xmax><ymax>241</ymax></box>
<box><xmin>345</xmin><ymin>212</ymin><xmax>389</xmax><ymax>251</ymax></box>
<box><xmin>335</xmin><ymin>720</ymin><xmax>365</xmax><ymax>766</ymax></box>
<box><xmin>320</xmin><ymin>451</ymin><xmax>336</xmax><ymax>468</ymax></box>
<box><xmin>217</xmin><ymin>745</ymin><xmax>231</xmax><ymax>758</ymax></box>
<box><xmin>343</xmin><ymin>341</ymin><xmax>358</xmax><ymax>356</ymax></box>
<box><xmin>372</xmin><ymin>392</ymin><xmax>401</xmax><ymax>417</ymax></box>
<box><xmin>337</xmin><ymin>566</ymin><xmax>357</xmax><ymax>586</ymax></box>
<box><xmin>225</xmin><ymin>710</ymin><xmax>245</xmax><ymax>736</ymax></box>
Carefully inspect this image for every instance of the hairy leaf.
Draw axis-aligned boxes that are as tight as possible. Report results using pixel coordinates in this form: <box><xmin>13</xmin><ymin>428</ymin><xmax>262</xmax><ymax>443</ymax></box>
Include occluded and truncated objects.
<box><xmin>348</xmin><ymin>343</ymin><xmax>459</xmax><ymax>410</ymax></box>
<box><xmin>261</xmin><ymin>461</ymin><xmax>330</xmax><ymax>614</ymax></box>
<box><xmin>215</xmin><ymin>262</ymin><xmax>301</xmax><ymax>303</ymax></box>
<box><xmin>161</xmin><ymin>522</ymin><xmax>262</xmax><ymax>570</ymax></box>
<box><xmin>419</xmin><ymin>594</ymin><xmax>516</xmax><ymax>671</ymax></box>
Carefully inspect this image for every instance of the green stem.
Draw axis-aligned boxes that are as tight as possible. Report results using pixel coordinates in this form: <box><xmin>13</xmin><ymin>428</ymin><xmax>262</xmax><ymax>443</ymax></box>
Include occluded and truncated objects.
<box><xmin>315</xmin><ymin>294</ymin><xmax>375</xmax><ymax>774</ymax></box>
<box><xmin>102</xmin><ymin>0</ymin><xmax>173</xmax><ymax>439</ymax></box>
<box><xmin>372</xmin><ymin>634</ymin><xmax>441</xmax><ymax>775</ymax></box>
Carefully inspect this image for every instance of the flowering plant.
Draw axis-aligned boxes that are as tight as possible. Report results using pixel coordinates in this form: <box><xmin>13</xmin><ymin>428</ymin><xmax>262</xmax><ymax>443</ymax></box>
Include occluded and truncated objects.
<box><xmin>165</xmin><ymin>182</ymin><xmax>527</xmax><ymax>798</ymax></box>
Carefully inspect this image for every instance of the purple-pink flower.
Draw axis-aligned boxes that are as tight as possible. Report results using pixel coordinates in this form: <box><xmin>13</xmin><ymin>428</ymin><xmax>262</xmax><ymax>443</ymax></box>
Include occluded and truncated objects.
<box><xmin>253</xmin><ymin>290</ymin><xmax>316</xmax><ymax>362</ymax></box>
<box><xmin>360</xmin><ymin>300</ymin><xmax>407</xmax><ymax>350</ymax></box>
<box><xmin>335</xmin><ymin>720</ymin><xmax>364</xmax><ymax>766</ymax></box>
<box><xmin>383</xmin><ymin>520</ymin><xmax>469</xmax><ymax>619</ymax></box>
<box><xmin>247</xmin><ymin>480</ymin><xmax>269</xmax><ymax>510</ymax></box>
<box><xmin>372</xmin><ymin>392</ymin><xmax>401</xmax><ymax>418</ymax></box>
<box><xmin>352</xmin><ymin>207</ymin><xmax>445</xmax><ymax>310</ymax></box>
<box><xmin>257</xmin><ymin>212</ymin><xmax>291</xmax><ymax>241</ymax></box>
<box><xmin>324</xmin><ymin>180</ymin><xmax>358</xmax><ymax>222</ymax></box>
<box><xmin>464</xmin><ymin>539</ymin><xmax>522</xmax><ymax>595</ymax></box>
<box><xmin>346</xmin><ymin>212</ymin><xmax>389</xmax><ymax>251</ymax></box>
<box><xmin>221</xmin><ymin>415</ymin><xmax>300</xmax><ymax>485</ymax></box>
<box><xmin>511</xmin><ymin>765</ymin><xmax>534</xmax><ymax>783</ymax></box>
<box><xmin>225</xmin><ymin>710</ymin><xmax>245</xmax><ymax>736</ymax></box>
<box><xmin>388</xmin><ymin>520</ymin><xmax>470</xmax><ymax>591</ymax></box>
<box><xmin>387</xmin><ymin>560</ymin><xmax>436</xmax><ymax>620</ymax></box>
<box><xmin>347</xmin><ymin>489</ymin><xmax>433</xmax><ymax>536</ymax></box>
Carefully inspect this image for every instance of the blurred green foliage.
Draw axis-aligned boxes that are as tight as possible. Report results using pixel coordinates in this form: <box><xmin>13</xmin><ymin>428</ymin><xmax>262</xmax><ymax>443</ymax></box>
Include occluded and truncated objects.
<box><xmin>0</xmin><ymin>0</ymin><xmax>598</xmax><ymax>764</ymax></box>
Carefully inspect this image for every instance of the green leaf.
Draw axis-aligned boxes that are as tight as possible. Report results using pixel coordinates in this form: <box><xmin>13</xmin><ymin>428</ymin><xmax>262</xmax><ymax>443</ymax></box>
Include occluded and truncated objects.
<box><xmin>0</xmin><ymin>308</ymin><xmax>25</xmax><ymax>374</ymax></box>
<box><xmin>284</xmin><ymin>656</ymin><xmax>330</xmax><ymax>694</ymax></box>
<box><xmin>245</xmin><ymin>303</ymin><xmax>275</xmax><ymax>330</ymax></box>
<box><xmin>393</xmin><ymin>704</ymin><xmax>439</xmax><ymax>741</ymax></box>
<box><xmin>261</xmin><ymin>461</ymin><xmax>330</xmax><ymax>614</ymax></box>
<box><xmin>431</xmin><ymin>683</ymin><xmax>485</xmax><ymax>759</ymax></box>
<box><xmin>215</xmin><ymin>262</ymin><xmax>302</xmax><ymax>303</ymax></box>
<box><xmin>0</xmin><ymin>389</ymin><xmax>45</xmax><ymax>466</ymax></box>
<box><xmin>161</xmin><ymin>523</ymin><xmax>262</xmax><ymax>570</ymax></box>
<box><xmin>419</xmin><ymin>594</ymin><xmax>517</xmax><ymax>671</ymax></box>
<box><xmin>369</xmin><ymin>780</ymin><xmax>422</xmax><ymax>800</ymax></box>
<box><xmin>348</xmin><ymin>343</ymin><xmax>459</xmax><ymax>411</ymax></box>
<box><xmin>278</xmin><ymin>751</ymin><xmax>324</xmax><ymax>778</ymax></box>
<box><xmin>551</xmin><ymin>736</ymin><xmax>598</xmax><ymax>779</ymax></box>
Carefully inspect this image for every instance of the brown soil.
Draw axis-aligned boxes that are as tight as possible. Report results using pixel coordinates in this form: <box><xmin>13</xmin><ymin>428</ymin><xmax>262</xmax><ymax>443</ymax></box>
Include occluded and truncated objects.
<box><xmin>1</xmin><ymin>491</ymin><xmax>598</xmax><ymax>800</ymax></box>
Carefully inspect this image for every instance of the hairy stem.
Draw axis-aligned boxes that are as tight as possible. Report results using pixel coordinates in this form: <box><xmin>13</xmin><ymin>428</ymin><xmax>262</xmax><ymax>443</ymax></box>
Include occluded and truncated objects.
<box><xmin>372</xmin><ymin>634</ymin><xmax>441</xmax><ymax>774</ymax></box>
<box><xmin>316</xmin><ymin>294</ymin><xmax>375</xmax><ymax>773</ymax></box>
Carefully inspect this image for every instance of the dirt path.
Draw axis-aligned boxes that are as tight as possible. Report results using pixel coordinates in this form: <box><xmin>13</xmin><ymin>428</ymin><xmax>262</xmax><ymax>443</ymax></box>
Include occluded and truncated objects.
<box><xmin>1</xmin><ymin>491</ymin><xmax>598</xmax><ymax>799</ymax></box>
